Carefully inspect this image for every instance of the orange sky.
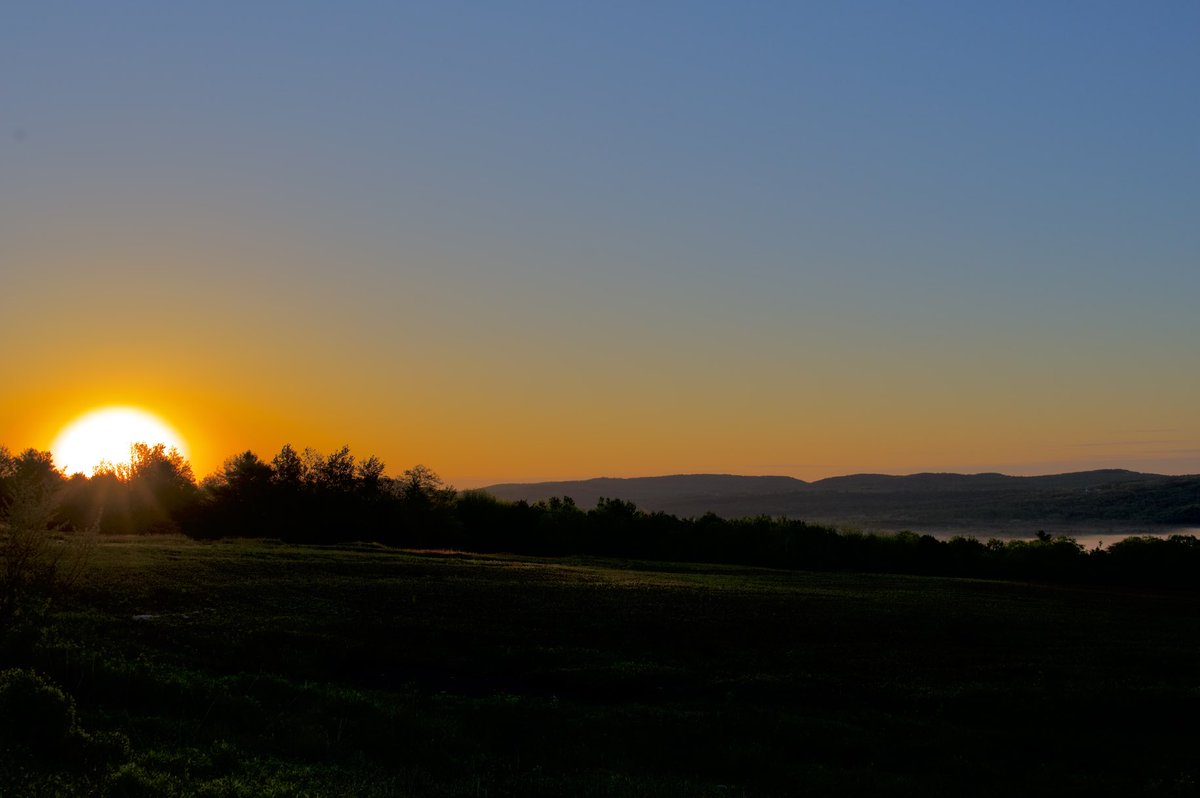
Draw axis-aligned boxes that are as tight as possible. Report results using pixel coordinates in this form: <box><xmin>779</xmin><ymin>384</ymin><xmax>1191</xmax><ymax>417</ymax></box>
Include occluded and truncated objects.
<box><xmin>3</xmin><ymin>4</ymin><xmax>1198</xmax><ymax>487</ymax></box>
<box><xmin>2</xmin><ymin>209</ymin><xmax>1197</xmax><ymax>487</ymax></box>
<box><xmin>4</xmin><ymin>332</ymin><xmax>1197</xmax><ymax>488</ymax></box>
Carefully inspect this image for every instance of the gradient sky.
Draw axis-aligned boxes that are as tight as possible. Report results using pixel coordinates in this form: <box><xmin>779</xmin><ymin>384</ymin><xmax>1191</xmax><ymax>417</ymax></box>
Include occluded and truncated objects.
<box><xmin>2</xmin><ymin>1</ymin><xmax>1198</xmax><ymax>486</ymax></box>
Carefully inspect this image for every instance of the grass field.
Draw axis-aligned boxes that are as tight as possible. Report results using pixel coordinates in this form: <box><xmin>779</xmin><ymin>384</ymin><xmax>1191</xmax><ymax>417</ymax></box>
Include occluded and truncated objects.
<box><xmin>7</xmin><ymin>536</ymin><xmax>1200</xmax><ymax>796</ymax></box>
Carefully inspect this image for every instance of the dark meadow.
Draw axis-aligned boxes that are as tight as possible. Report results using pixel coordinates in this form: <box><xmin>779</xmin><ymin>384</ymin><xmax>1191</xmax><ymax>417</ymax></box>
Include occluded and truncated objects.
<box><xmin>2</xmin><ymin>444</ymin><xmax>1199</xmax><ymax>795</ymax></box>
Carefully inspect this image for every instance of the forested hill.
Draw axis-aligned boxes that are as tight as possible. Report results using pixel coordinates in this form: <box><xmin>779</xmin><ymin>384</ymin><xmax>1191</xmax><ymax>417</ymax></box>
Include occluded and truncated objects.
<box><xmin>481</xmin><ymin>470</ymin><xmax>1200</xmax><ymax>529</ymax></box>
<box><xmin>481</xmin><ymin>474</ymin><xmax>810</xmax><ymax>508</ymax></box>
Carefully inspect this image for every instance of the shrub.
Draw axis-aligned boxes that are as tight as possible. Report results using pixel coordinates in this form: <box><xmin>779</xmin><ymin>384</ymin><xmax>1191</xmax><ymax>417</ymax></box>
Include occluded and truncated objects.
<box><xmin>0</xmin><ymin>667</ymin><xmax>79</xmax><ymax>752</ymax></box>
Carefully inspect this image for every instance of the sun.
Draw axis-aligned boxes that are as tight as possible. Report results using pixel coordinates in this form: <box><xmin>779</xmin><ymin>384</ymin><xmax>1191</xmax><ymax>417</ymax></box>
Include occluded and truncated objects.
<box><xmin>51</xmin><ymin>406</ymin><xmax>189</xmax><ymax>476</ymax></box>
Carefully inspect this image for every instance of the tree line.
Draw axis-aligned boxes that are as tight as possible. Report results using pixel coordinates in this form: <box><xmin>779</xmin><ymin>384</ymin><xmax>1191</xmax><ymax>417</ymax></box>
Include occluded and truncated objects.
<box><xmin>3</xmin><ymin>443</ymin><xmax>1200</xmax><ymax>589</ymax></box>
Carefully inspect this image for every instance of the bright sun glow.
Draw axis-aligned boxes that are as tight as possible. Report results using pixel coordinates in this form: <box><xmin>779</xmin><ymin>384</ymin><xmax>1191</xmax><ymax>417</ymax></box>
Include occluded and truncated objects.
<box><xmin>51</xmin><ymin>406</ymin><xmax>189</xmax><ymax>476</ymax></box>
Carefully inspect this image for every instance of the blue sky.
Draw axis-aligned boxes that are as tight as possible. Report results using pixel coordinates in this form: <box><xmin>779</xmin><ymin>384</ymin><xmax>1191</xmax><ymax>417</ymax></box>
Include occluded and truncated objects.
<box><xmin>2</xmin><ymin>2</ymin><xmax>1197</xmax><ymax>483</ymax></box>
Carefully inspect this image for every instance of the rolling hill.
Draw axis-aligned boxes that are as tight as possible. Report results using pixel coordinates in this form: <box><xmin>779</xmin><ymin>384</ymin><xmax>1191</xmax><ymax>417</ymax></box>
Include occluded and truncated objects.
<box><xmin>481</xmin><ymin>470</ymin><xmax>1200</xmax><ymax>533</ymax></box>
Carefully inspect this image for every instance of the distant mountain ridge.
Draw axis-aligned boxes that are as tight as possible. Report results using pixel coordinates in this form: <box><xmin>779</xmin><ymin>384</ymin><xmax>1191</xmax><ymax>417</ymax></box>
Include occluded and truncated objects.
<box><xmin>808</xmin><ymin>469</ymin><xmax>1151</xmax><ymax>492</ymax></box>
<box><xmin>480</xmin><ymin>470</ymin><xmax>1200</xmax><ymax>531</ymax></box>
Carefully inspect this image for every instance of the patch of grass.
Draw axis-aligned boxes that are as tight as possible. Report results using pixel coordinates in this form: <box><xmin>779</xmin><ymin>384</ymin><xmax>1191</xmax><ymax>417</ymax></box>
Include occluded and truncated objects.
<box><xmin>4</xmin><ymin>537</ymin><xmax>1198</xmax><ymax>795</ymax></box>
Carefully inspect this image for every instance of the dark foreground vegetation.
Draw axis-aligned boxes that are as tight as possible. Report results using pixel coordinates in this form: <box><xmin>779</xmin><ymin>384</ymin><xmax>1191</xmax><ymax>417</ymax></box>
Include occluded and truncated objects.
<box><xmin>4</xmin><ymin>443</ymin><xmax>1199</xmax><ymax>590</ymax></box>
<box><xmin>1</xmin><ymin>537</ymin><xmax>1199</xmax><ymax>796</ymax></box>
<box><xmin>2</xmin><ymin>443</ymin><xmax>1200</xmax><ymax>794</ymax></box>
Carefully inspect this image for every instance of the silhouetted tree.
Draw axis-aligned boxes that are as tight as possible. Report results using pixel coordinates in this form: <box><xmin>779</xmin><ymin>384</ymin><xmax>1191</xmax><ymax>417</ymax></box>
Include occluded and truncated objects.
<box><xmin>218</xmin><ymin>451</ymin><xmax>274</xmax><ymax>494</ymax></box>
<box><xmin>1</xmin><ymin>466</ymin><xmax>94</xmax><ymax>657</ymax></box>
<box><xmin>195</xmin><ymin>451</ymin><xmax>276</xmax><ymax>536</ymax></box>
<box><xmin>317</xmin><ymin>446</ymin><xmax>356</xmax><ymax>494</ymax></box>
<box><xmin>397</xmin><ymin>465</ymin><xmax>452</xmax><ymax>503</ymax></box>
<box><xmin>270</xmin><ymin>444</ymin><xmax>306</xmax><ymax>489</ymax></box>
<box><xmin>356</xmin><ymin>456</ymin><xmax>386</xmax><ymax>496</ymax></box>
<box><xmin>300</xmin><ymin>448</ymin><xmax>326</xmax><ymax>492</ymax></box>
<box><xmin>0</xmin><ymin>449</ymin><xmax>62</xmax><ymax>512</ymax></box>
<box><xmin>122</xmin><ymin>443</ymin><xmax>198</xmax><ymax>533</ymax></box>
<box><xmin>385</xmin><ymin>465</ymin><xmax>455</xmax><ymax>546</ymax></box>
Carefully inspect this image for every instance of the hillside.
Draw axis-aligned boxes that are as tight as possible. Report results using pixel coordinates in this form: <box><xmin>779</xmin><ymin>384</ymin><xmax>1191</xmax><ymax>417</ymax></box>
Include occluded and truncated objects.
<box><xmin>482</xmin><ymin>473</ymin><xmax>809</xmax><ymax>508</ymax></box>
<box><xmin>10</xmin><ymin>537</ymin><xmax>1199</xmax><ymax>795</ymax></box>
<box><xmin>482</xmin><ymin>470</ymin><xmax>1200</xmax><ymax>531</ymax></box>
